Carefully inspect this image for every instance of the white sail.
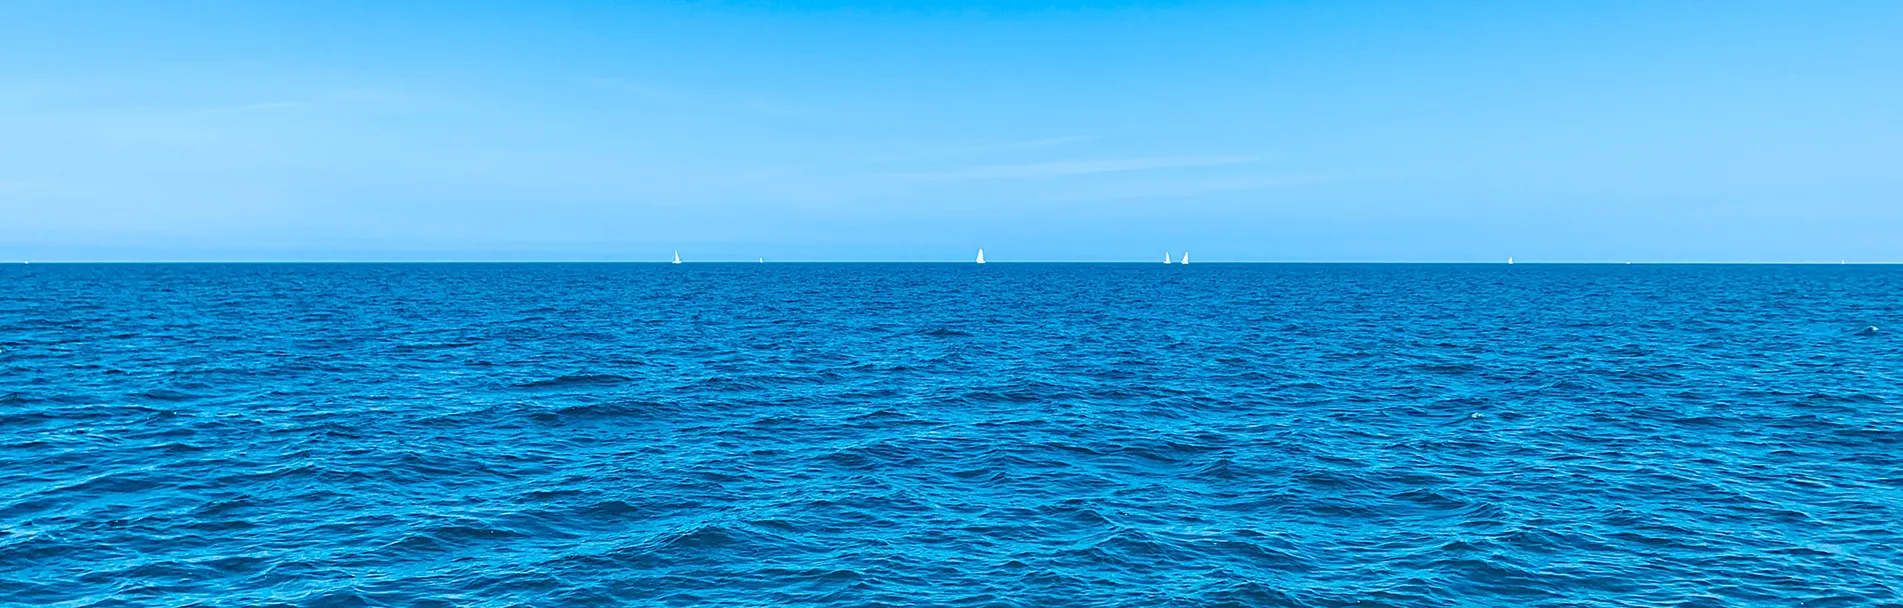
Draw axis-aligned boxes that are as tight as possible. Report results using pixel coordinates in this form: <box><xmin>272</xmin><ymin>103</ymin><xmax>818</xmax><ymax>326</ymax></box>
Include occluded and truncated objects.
<box><xmin>976</xmin><ymin>249</ymin><xmax>985</xmax><ymax>264</ymax></box>
<box><xmin>1182</xmin><ymin>252</ymin><xmax>1190</xmax><ymax>264</ymax></box>
<box><xmin>759</xmin><ymin>257</ymin><xmax>764</xmax><ymax>263</ymax></box>
<box><xmin>1507</xmin><ymin>257</ymin><xmax>1513</xmax><ymax>265</ymax></box>
<box><xmin>1164</xmin><ymin>252</ymin><xmax>1172</xmax><ymax>264</ymax></box>
<box><xmin>673</xmin><ymin>251</ymin><xmax>681</xmax><ymax>264</ymax></box>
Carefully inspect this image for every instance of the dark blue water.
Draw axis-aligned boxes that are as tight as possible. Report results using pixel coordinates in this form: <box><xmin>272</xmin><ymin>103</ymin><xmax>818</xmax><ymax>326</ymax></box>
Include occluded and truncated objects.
<box><xmin>3</xmin><ymin>263</ymin><xmax>1899</xmax><ymax>607</ymax></box>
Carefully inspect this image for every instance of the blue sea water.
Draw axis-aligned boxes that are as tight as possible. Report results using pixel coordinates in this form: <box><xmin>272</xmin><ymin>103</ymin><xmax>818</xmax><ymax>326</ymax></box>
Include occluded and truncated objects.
<box><xmin>2</xmin><ymin>263</ymin><xmax>1899</xmax><ymax>607</ymax></box>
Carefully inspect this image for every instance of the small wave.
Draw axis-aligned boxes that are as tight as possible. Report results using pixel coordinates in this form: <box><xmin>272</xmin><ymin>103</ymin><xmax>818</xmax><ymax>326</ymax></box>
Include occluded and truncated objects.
<box><xmin>392</xmin><ymin>341</ymin><xmax>479</xmax><ymax>351</ymax></box>
<box><xmin>514</xmin><ymin>374</ymin><xmax>633</xmax><ymax>389</ymax></box>
<box><xmin>531</xmin><ymin>401</ymin><xmax>668</xmax><ymax>423</ymax></box>
<box><xmin>915</xmin><ymin>328</ymin><xmax>972</xmax><ymax>337</ymax></box>
<box><xmin>136</xmin><ymin>389</ymin><xmax>204</xmax><ymax>402</ymax></box>
<box><xmin>1414</xmin><ymin>362</ymin><xmax>1481</xmax><ymax>375</ymax></box>
<box><xmin>648</xmin><ymin>524</ymin><xmax>748</xmax><ymax>550</ymax></box>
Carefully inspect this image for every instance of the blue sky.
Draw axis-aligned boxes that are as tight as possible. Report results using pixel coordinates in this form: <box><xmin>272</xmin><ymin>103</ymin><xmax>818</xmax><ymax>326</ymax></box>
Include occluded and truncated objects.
<box><xmin>2</xmin><ymin>1</ymin><xmax>1900</xmax><ymax>261</ymax></box>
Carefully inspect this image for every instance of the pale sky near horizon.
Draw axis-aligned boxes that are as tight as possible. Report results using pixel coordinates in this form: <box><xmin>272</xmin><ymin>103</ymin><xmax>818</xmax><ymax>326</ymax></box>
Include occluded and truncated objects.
<box><xmin>2</xmin><ymin>1</ymin><xmax>1900</xmax><ymax>262</ymax></box>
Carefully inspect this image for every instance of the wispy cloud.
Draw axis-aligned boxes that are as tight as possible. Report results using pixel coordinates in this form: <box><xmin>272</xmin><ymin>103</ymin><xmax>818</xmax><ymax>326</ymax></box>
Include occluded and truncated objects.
<box><xmin>578</xmin><ymin>76</ymin><xmax>682</xmax><ymax>102</ymax></box>
<box><xmin>201</xmin><ymin>100</ymin><xmax>320</xmax><ymax>114</ymax></box>
<box><xmin>579</xmin><ymin>75</ymin><xmax>807</xmax><ymax>118</ymax></box>
<box><xmin>901</xmin><ymin>156</ymin><xmax>1257</xmax><ymax>180</ymax></box>
<box><xmin>1034</xmin><ymin>174</ymin><xmax>1317</xmax><ymax>202</ymax></box>
<box><xmin>985</xmin><ymin>136</ymin><xmax>1095</xmax><ymax>150</ymax></box>
<box><xmin>864</xmin><ymin>135</ymin><xmax>1094</xmax><ymax>164</ymax></box>
<box><xmin>196</xmin><ymin>90</ymin><xmax>427</xmax><ymax>116</ymax></box>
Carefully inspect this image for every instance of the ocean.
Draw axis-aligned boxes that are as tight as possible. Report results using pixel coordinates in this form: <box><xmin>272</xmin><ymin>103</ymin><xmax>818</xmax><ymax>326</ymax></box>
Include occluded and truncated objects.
<box><xmin>2</xmin><ymin>263</ymin><xmax>1898</xmax><ymax>606</ymax></box>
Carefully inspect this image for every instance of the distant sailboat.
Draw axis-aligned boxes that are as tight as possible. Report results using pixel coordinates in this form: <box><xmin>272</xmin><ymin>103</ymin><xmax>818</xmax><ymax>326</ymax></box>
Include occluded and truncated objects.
<box><xmin>1164</xmin><ymin>253</ymin><xmax>1172</xmax><ymax>264</ymax></box>
<box><xmin>976</xmin><ymin>249</ymin><xmax>986</xmax><ymax>264</ymax></box>
<box><xmin>673</xmin><ymin>251</ymin><xmax>681</xmax><ymax>265</ymax></box>
<box><xmin>1182</xmin><ymin>252</ymin><xmax>1190</xmax><ymax>264</ymax></box>
<box><xmin>759</xmin><ymin>257</ymin><xmax>764</xmax><ymax>263</ymax></box>
<box><xmin>1507</xmin><ymin>257</ymin><xmax>1514</xmax><ymax>265</ymax></box>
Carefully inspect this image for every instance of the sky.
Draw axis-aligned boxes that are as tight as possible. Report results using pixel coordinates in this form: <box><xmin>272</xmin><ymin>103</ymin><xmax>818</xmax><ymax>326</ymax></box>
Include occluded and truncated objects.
<box><xmin>2</xmin><ymin>0</ymin><xmax>1900</xmax><ymax>262</ymax></box>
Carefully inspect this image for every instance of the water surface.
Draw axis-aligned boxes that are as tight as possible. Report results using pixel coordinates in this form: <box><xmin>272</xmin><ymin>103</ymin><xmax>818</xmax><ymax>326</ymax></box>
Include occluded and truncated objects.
<box><xmin>2</xmin><ymin>263</ymin><xmax>1899</xmax><ymax>606</ymax></box>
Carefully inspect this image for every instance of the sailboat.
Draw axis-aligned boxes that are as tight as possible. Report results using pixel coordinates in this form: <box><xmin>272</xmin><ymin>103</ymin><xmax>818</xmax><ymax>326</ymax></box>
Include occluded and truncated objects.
<box><xmin>1164</xmin><ymin>252</ymin><xmax>1172</xmax><ymax>264</ymax></box>
<box><xmin>976</xmin><ymin>249</ymin><xmax>986</xmax><ymax>264</ymax></box>
<box><xmin>759</xmin><ymin>257</ymin><xmax>764</xmax><ymax>263</ymax></box>
<box><xmin>1182</xmin><ymin>252</ymin><xmax>1190</xmax><ymax>264</ymax></box>
<box><xmin>673</xmin><ymin>251</ymin><xmax>681</xmax><ymax>265</ymax></box>
<box><xmin>1507</xmin><ymin>257</ymin><xmax>1514</xmax><ymax>265</ymax></box>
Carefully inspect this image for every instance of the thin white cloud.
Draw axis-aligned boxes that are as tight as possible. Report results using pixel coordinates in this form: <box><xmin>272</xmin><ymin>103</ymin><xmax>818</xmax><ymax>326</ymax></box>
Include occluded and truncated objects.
<box><xmin>579</xmin><ymin>75</ymin><xmax>807</xmax><ymax>118</ymax></box>
<box><xmin>924</xmin><ymin>136</ymin><xmax>1096</xmax><ymax>157</ymax></box>
<box><xmin>864</xmin><ymin>135</ymin><xmax>1094</xmax><ymax>164</ymax></box>
<box><xmin>197</xmin><ymin>90</ymin><xmax>427</xmax><ymax>116</ymax></box>
<box><xmin>578</xmin><ymin>76</ymin><xmax>683</xmax><ymax>102</ymax></box>
<box><xmin>202</xmin><ymin>101</ymin><xmax>319</xmax><ymax>114</ymax></box>
<box><xmin>902</xmin><ymin>156</ymin><xmax>1257</xmax><ymax>180</ymax></box>
<box><xmin>1035</xmin><ymin>174</ymin><xmax>1317</xmax><ymax>202</ymax></box>
<box><xmin>991</xmin><ymin>135</ymin><xmax>1095</xmax><ymax>150</ymax></box>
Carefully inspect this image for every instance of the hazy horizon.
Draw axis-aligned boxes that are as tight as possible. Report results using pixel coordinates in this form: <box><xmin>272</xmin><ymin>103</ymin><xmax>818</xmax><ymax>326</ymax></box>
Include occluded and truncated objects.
<box><xmin>11</xmin><ymin>259</ymin><xmax>1896</xmax><ymax>265</ymax></box>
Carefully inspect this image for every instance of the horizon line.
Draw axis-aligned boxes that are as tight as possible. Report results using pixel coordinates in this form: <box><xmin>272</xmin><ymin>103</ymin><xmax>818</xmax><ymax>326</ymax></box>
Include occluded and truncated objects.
<box><xmin>9</xmin><ymin>260</ymin><xmax>1894</xmax><ymax>265</ymax></box>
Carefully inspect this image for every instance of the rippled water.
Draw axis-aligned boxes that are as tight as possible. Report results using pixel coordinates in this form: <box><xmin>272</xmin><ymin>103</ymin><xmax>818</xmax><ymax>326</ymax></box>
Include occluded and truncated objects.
<box><xmin>3</xmin><ymin>263</ymin><xmax>1899</xmax><ymax>606</ymax></box>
